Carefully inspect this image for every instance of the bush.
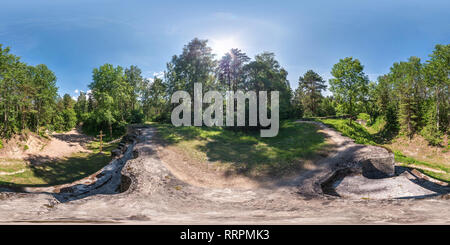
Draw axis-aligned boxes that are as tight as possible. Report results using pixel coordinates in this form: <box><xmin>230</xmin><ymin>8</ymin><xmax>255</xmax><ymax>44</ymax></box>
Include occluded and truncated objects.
<box><xmin>129</xmin><ymin>109</ymin><xmax>145</xmax><ymax>124</ymax></box>
<box><xmin>370</xmin><ymin>116</ymin><xmax>386</xmax><ymax>133</ymax></box>
<box><xmin>0</xmin><ymin>139</ymin><xmax>3</xmax><ymax>149</ymax></box>
<box><xmin>62</xmin><ymin>108</ymin><xmax>77</xmax><ymax>131</ymax></box>
<box><xmin>357</xmin><ymin>113</ymin><xmax>371</xmax><ymax>122</ymax></box>
<box><xmin>420</xmin><ymin>124</ymin><xmax>443</xmax><ymax>146</ymax></box>
<box><xmin>420</xmin><ymin>102</ymin><xmax>444</xmax><ymax>146</ymax></box>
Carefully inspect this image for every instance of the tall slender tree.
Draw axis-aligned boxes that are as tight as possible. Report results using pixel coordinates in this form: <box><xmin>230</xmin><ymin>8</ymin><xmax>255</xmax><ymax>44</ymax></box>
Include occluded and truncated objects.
<box><xmin>296</xmin><ymin>70</ymin><xmax>327</xmax><ymax>117</ymax></box>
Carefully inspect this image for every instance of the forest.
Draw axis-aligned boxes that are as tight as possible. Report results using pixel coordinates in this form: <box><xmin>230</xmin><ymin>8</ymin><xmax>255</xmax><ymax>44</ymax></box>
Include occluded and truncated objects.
<box><xmin>0</xmin><ymin>39</ymin><xmax>448</xmax><ymax>147</ymax></box>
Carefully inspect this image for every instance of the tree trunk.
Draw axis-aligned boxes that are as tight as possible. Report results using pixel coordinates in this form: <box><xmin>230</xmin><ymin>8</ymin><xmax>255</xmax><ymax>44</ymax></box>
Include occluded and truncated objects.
<box><xmin>109</xmin><ymin>122</ymin><xmax>113</xmax><ymax>138</ymax></box>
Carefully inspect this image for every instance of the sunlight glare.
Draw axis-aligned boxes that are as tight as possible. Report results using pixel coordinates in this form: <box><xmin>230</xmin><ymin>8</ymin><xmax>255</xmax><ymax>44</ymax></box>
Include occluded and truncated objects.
<box><xmin>210</xmin><ymin>37</ymin><xmax>241</xmax><ymax>56</ymax></box>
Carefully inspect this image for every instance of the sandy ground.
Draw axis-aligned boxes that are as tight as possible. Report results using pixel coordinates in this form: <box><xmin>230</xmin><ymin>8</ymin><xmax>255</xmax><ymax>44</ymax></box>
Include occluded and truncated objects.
<box><xmin>0</xmin><ymin>129</ymin><xmax>93</xmax><ymax>165</ymax></box>
<box><xmin>0</xmin><ymin>123</ymin><xmax>448</xmax><ymax>224</ymax></box>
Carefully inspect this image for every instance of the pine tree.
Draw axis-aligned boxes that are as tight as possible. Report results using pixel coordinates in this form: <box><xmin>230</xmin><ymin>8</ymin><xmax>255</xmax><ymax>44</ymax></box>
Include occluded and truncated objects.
<box><xmin>297</xmin><ymin>70</ymin><xmax>327</xmax><ymax>117</ymax></box>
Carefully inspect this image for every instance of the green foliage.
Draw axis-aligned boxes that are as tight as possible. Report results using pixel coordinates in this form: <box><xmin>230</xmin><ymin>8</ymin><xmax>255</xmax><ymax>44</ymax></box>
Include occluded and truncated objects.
<box><xmin>2</xmin><ymin>40</ymin><xmax>449</xmax><ymax>149</ymax></box>
<box><xmin>164</xmin><ymin>39</ymin><xmax>294</xmax><ymax>123</ymax></box>
<box><xmin>129</xmin><ymin>109</ymin><xmax>145</xmax><ymax>124</ymax></box>
<box><xmin>0</xmin><ymin>44</ymin><xmax>61</xmax><ymax>138</ymax></box>
<box><xmin>357</xmin><ymin>113</ymin><xmax>370</xmax><ymax>122</ymax></box>
<box><xmin>423</xmin><ymin>44</ymin><xmax>450</xmax><ymax>133</ymax></box>
<box><xmin>389</xmin><ymin>56</ymin><xmax>424</xmax><ymax>139</ymax></box>
<box><xmin>141</xmin><ymin>77</ymin><xmax>169</xmax><ymax>122</ymax></box>
<box><xmin>329</xmin><ymin>57</ymin><xmax>369</xmax><ymax>117</ymax></box>
<box><xmin>0</xmin><ymin>139</ymin><xmax>3</xmax><ymax>149</ymax></box>
<box><xmin>420</xmin><ymin>100</ymin><xmax>443</xmax><ymax>146</ymax></box>
<box><xmin>62</xmin><ymin>108</ymin><xmax>77</xmax><ymax>131</ymax></box>
<box><xmin>295</xmin><ymin>70</ymin><xmax>327</xmax><ymax>117</ymax></box>
<box><xmin>317</xmin><ymin>96</ymin><xmax>336</xmax><ymax>117</ymax></box>
<box><xmin>368</xmin><ymin>116</ymin><xmax>387</xmax><ymax>134</ymax></box>
<box><xmin>242</xmin><ymin>52</ymin><xmax>294</xmax><ymax>120</ymax></box>
<box><xmin>78</xmin><ymin>63</ymin><xmax>141</xmax><ymax>138</ymax></box>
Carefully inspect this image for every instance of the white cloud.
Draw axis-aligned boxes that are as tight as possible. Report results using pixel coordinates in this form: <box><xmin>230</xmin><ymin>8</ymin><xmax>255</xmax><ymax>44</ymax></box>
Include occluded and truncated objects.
<box><xmin>74</xmin><ymin>89</ymin><xmax>79</xmax><ymax>94</ymax></box>
<box><xmin>153</xmin><ymin>71</ymin><xmax>164</xmax><ymax>78</ymax></box>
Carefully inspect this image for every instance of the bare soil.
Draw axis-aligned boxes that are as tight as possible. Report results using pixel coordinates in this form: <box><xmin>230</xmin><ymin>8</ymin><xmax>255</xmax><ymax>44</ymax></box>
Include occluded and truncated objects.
<box><xmin>386</xmin><ymin>134</ymin><xmax>450</xmax><ymax>167</ymax></box>
<box><xmin>0</xmin><ymin>129</ymin><xmax>93</xmax><ymax>165</ymax></box>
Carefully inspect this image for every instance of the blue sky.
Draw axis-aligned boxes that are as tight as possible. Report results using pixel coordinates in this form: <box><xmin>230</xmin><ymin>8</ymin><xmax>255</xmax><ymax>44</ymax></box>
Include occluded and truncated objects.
<box><xmin>1</xmin><ymin>0</ymin><xmax>449</xmax><ymax>98</ymax></box>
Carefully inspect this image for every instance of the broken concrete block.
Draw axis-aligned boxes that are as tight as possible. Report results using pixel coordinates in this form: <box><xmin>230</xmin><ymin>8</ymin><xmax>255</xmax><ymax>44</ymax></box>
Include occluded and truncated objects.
<box><xmin>355</xmin><ymin>146</ymin><xmax>395</xmax><ymax>179</ymax></box>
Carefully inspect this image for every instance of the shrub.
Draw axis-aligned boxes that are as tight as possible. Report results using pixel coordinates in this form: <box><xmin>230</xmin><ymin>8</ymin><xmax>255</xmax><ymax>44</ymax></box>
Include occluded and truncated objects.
<box><xmin>129</xmin><ymin>109</ymin><xmax>145</xmax><ymax>124</ymax></box>
<box><xmin>420</xmin><ymin>102</ymin><xmax>444</xmax><ymax>146</ymax></box>
<box><xmin>357</xmin><ymin>113</ymin><xmax>371</xmax><ymax>122</ymax></box>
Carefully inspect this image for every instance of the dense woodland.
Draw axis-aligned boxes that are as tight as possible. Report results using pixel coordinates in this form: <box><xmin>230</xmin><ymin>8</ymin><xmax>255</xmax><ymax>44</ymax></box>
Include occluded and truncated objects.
<box><xmin>0</xmin><ymin>40</ymin><xmax>448</xmax><ymax>146</ymax></box>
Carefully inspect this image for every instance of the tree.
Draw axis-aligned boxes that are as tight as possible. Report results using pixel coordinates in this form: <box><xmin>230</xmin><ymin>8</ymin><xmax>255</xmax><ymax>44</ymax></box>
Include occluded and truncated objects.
<box><xmin>30</xmin><ymin>64</ymin><xmax>58</xmax><ymax>134</ymax></box>
<box><xmin>217</xmin><ymin>48</ymin><xmax>250</xmax><ymax>91</ymax></box>
<box><xmin>124</xmin><ymin>65</ymin><xmax>144</xmax><ymax>112</ymax></box>
<box><xmin>373</xmin><ymin>75</ymin><xmax>393</xmax><ymax>116</ymax></box>
<box><xmin>292</xmin><ymin>88</ymin><xmax>304</xmax><ymax>118</ymax></box>
<box><xmin>318</xmin><ymin>96</ymin><xmax>337</xmax><ymax>117</ymax></box>
<box><xmin>389</xmin><ymin>56</ymin><xmax>424</xmax><ymax>139</ymax></box>
<box><xmin>75</xmin><ymin>91</ymin><xmax>88</xmax><ymax>122</ymax></box>
<box><xmin>0</xmin><ymin>44</ymin><xmax>61</xmax><ymax>137</ymax></box>
<box><xmin>329</xmin><ymin>57</ymin><xmax>369</xmax><ymax>119</ymax></box>
<box><xmin>143</xmin><ymin>77</ymin><xmax>168</xmax><ymax>121</ymax></box>
<box><xmin>166</xmin><ymin>38</ymin><xmax>217</xmax><ymax>98</ymax></box>
<box><xmin>89</xmin><ymin>64</ymin><xmax>125</xmax><ymax>137</ymax></box>
<box><xmin>242</xmin><ymin>52</ymin><xmax>293</xmax><ymax>120</ymax></box>
<box><xmin>61</xmin><ymin>94</ymin><xmax>77</xmax><ymax>131</ymax></box>
<box><xmin>423</xmin><ymin>44</ymin><xmax>449</xmax><ymax>133</ymax></box>
<box><xmin>297</xmin><ymin>70</ymin><xmax>327</xmax><ymax>117</ymax></box>
<box><xmin>0</xmin><ymin>45</ymin><xmax>22</xmax><ymax>137</ymax></box>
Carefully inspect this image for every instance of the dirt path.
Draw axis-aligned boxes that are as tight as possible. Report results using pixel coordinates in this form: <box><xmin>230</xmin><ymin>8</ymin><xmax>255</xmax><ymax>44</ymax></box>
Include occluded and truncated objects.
<box><xmin>0</xmin><ymin>124</ymin><xmax>449</xmax><ymax>224</ymax></box>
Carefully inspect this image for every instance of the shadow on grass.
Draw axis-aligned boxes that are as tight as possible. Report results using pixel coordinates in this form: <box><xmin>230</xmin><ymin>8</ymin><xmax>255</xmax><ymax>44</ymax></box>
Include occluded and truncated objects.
<box><xmin>154</xmin><ymin>121</ymin><xmax>331</xmax><ymax>177</ymax></box>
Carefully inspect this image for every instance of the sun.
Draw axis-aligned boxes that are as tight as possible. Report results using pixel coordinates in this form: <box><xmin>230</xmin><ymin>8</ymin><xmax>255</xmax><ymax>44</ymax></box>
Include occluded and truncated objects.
<box><xmin>210</xmin><ymin>37</ymin><xmax>241</xmax><ymax>56</ymax></box>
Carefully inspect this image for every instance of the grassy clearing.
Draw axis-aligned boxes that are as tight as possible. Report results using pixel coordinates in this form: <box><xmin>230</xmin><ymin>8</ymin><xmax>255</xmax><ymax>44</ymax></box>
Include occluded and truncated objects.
<box><xmin>154</xmin><ymin>120</ymin><xmax>331</xmax><ymax>176</ymax></box>
<box><xmin>0</xmin><ymin>140</ymin><xmax>118</xmax><ymax>187</ymax></box>
<box><xmin>316</xmin><ymin>117</ymin><xmax>449</xmax><ymax>182</ymax></box>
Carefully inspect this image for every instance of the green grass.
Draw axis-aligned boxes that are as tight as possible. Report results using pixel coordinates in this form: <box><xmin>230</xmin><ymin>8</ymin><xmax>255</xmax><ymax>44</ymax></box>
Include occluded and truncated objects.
<box><xmin>154</xmin><ymin>120</ymin><xmax>330</xmax><ymax>176</ymax></box>
<box><xmin>317</xmin><ymin>118</ymin><xmax>377</xmax><ymax>145</ymax></box>
<box><xmin>0</xmin><ymin>140</ymin><xmax>118</xmax><ymax>187</ymax></box>
<box><xmin>366</xmin><ymin>116</ymin><xmax>387</xmax><ymax>134</ymax></box>
<box><xmin>357</xmin><ymin>113</ymin><xmax>371</xmax><ymax>122</ymax></box>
